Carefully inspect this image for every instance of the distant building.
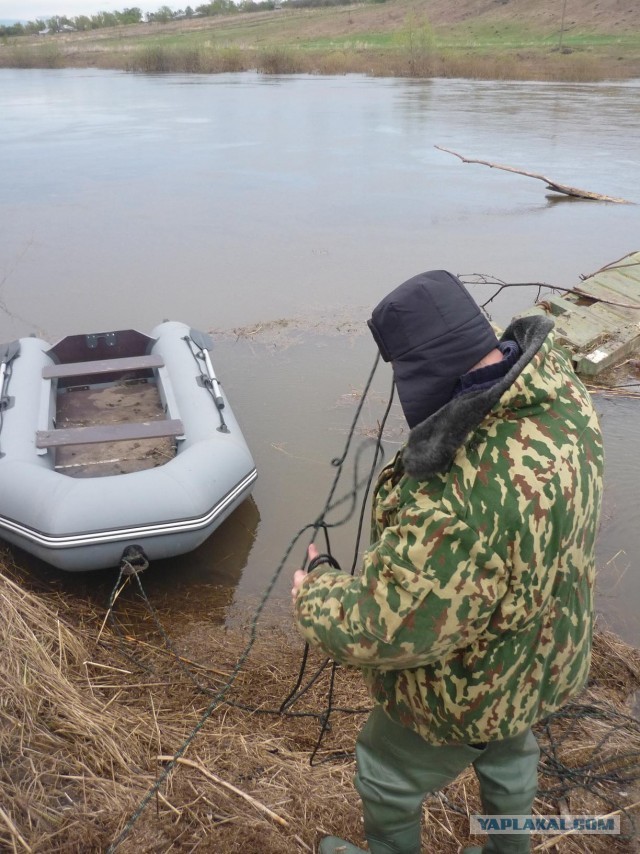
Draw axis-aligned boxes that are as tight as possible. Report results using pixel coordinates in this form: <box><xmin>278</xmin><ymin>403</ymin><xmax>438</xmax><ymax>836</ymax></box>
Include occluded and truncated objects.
<box><xmin>38</xmin><ymin>23</ymin><xmax>76</xmax><ymax>35</ymax></box>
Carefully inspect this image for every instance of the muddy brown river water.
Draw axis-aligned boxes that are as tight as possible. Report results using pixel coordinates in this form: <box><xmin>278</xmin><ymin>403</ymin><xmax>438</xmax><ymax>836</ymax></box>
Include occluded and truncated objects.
<box><xmin>1</xmin><ymin>69</ymin><xmax>639</xmax><ymax>646</ymax></box>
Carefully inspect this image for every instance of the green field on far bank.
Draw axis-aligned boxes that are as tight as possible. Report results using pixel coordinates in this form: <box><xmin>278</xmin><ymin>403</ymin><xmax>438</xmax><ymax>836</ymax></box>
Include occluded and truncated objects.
<box><xmin>300</xmin><ymin>28</ymin><xmax>640</xmax><ymax>52</ymax></box>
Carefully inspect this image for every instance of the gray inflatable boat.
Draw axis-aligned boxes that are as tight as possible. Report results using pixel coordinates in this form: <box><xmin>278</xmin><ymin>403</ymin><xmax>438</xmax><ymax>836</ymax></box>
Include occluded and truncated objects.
<box><xmin>0</xmin><ymin>321</ymin><xmax>257</xmax><ymax>572</ymax></box>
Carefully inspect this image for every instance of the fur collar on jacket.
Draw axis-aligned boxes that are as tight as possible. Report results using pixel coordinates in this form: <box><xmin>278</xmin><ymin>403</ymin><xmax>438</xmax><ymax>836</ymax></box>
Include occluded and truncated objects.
<box><xmin>402</xmin><ymin>314</ymin><xmax>555</xmax><ymax>480</ymax></box>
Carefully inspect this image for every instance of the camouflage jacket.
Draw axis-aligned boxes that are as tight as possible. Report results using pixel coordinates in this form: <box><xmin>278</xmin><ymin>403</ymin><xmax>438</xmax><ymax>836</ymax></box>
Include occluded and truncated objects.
<box><xmin>294</xmin><ymin>315</ymin><xmax>604</xmax><ymax>744</ymax></box>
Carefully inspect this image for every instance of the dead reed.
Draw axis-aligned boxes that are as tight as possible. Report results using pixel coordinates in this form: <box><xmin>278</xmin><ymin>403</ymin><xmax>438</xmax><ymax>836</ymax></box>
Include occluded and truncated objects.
<box><xmin>2</xmin><ymin>38</ymin><xmax>638</xmax><ymax>82</ymax></box>
<box><xmin>0</xmin><ymin>43</ymin><xmax>63</xmax><ymax>68</ymax></box>
<box><xmin>0</xmin><ymin>550</ymin><xmax>638</xmax><ymax>853</ymax></box>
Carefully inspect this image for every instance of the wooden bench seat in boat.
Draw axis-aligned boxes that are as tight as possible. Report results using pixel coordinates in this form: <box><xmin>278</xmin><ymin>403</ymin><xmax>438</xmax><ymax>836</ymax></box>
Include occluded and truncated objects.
<box><xmin>36</xmin><ymin>419</ymin><xmax>185</xmax><ymax>449</ymax></box>
<box><xmin>42</xmin><ymin>354</ymin><xmax>165</xmax><ymax>380</ymax></box>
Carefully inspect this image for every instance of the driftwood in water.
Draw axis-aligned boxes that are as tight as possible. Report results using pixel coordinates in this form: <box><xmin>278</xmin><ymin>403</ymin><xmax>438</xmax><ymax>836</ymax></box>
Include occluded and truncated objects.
<box><xmin>435</xmin><ymin>145</ymin><xmax>634</xmax><ymax>204</ymax></box>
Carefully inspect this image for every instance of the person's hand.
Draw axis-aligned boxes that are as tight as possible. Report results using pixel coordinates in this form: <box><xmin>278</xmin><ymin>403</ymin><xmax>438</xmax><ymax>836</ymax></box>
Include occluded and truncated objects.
<box><xmin>291</xmin><ymin>544</ymin><xmax>319</xmax><ymax>606</ymax></box>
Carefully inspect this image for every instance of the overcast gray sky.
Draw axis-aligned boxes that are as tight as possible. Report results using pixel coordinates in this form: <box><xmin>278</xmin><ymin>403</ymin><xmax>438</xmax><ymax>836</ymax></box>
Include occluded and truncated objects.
<box><xmin>0</xmin><ymin>1</ymin><xmax>155</xmax><ymax>20</ymax></box>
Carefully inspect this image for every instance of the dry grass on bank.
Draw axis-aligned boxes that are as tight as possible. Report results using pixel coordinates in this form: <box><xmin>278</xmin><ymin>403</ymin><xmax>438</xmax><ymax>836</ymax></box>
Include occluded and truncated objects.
<box><xmin>1</xmin><ymin>40</ymin><xmax>639</xmax><ymax>82</ymax></box>
<box><xmin>1</xmin><ymin>549</ymin><xmax>639</xmax><ymax>853</ymax></box>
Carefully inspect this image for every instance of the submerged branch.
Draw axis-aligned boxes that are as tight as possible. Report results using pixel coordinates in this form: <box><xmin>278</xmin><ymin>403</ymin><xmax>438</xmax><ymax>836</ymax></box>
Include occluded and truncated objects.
<box><xmin>435</xmin><ymin>146</ymin><xmax>634</xmax><ymax>204</ymax></box>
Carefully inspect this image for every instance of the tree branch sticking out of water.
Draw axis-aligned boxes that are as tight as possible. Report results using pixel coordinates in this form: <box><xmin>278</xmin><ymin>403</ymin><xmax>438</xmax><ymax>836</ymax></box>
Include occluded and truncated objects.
<box><xmin>459</xmin><ymin>274</ymin><xmax>562</xmax><ymax>312</ymax></box>
<box><xmin>436</xmin><ymin>146</ymin><xmax>635</xmax><ymax>204</ymax></box>
<box><xmin>459</xmin><ymin>273</ymin><xmax>640</xmax><ymax>313</ymax></box>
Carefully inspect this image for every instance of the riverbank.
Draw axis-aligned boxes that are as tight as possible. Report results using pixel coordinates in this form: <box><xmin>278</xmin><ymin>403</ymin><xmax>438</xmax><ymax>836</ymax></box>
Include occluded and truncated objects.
<box><xmin>1</xmin><ymin>0</ymin><xmax>640</xmax><ymax>81</ymax></box>
<box><xmin>1</xmin><ymin>548</ymin><xmax>638</xmax><ymax>853</ymax></box>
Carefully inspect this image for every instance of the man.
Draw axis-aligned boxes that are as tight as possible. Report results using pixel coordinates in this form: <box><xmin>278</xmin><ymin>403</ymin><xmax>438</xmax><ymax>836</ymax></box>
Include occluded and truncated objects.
<box><xmin>291</xmin><ymin>270</ymin><xmax>604</xmax><ymax>854</ymax></box>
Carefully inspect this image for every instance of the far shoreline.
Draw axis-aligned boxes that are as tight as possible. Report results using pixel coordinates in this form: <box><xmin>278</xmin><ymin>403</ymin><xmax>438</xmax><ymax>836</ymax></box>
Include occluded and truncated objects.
<box><xmin>1</xmin><ymin>11</ymin><xmax>640</xmax><ymax>84</ymax></box>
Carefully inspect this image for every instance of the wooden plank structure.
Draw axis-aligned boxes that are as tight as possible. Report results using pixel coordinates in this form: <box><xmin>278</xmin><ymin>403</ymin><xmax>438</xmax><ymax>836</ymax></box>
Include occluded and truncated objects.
<box><xmin>520</xmin><ymin>251</ymin><xmax>640</xmax><ymax>376</ymax></box>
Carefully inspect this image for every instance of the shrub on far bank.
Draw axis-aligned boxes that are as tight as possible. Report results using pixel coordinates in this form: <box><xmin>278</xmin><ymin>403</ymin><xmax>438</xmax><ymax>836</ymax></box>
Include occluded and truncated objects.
<box><xmin>0</xmin><ymin>43</ymin><xmax>63</xmax><ymax>68</ymax></box>
<box><xmin>126</xmin><ymin>43</ymin><xmax>256</xmax><ymax>73</ymax></box>
<box><xmin>256</xmin><ymin>46</ymin><xmax>302</xmax><ymax>74</ymax></box>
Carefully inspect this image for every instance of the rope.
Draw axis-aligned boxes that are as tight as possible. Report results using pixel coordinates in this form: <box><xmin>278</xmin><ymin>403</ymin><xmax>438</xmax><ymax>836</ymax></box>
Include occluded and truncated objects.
<box><xmin>106</xmin><ymin>350</ymin><xmax>391</xmax><ymax>851</ymax></box>
<box><xmin>280</xmin><ymin>376</ymin><xmax>396</xmax><ymax>765</ymax></box>
<box><xmin>536</xmin><ymin>701</ymin><xmax>640</xmax><ymax>838</ymax></box>
<box><xmin>106</xmin><ymin>528</ymin><xmax>294</xmax><ymax>853</ymax></box>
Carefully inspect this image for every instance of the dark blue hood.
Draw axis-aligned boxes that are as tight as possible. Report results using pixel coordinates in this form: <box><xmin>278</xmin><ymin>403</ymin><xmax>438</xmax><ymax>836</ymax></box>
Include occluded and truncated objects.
<box><xmin>368</xmin><ymin>270</ymin><xmax>499</xmax><ymax>428</ymax></box>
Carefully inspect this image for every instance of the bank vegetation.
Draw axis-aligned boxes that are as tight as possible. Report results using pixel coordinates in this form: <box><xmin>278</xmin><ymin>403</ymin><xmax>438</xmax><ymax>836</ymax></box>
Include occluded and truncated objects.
<box><xmin>0</xmin><ymin>546</ymin><xmax>639</xmax><ymax>853</ymax></box>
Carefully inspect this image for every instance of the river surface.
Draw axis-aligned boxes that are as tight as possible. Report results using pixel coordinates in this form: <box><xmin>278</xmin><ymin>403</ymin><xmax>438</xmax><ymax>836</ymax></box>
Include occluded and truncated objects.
<box><xmin>1</xmin><ymin>69</ymin><xmax>639</xmax><ymax>646</ymax></box>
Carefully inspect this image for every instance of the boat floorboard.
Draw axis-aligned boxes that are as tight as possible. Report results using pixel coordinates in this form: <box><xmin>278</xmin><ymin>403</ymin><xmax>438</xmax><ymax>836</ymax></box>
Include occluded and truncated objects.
<box><xmin>54</xmin><ymin>379</ymin><xmax>176</xmax><ymax>478</ymax></box>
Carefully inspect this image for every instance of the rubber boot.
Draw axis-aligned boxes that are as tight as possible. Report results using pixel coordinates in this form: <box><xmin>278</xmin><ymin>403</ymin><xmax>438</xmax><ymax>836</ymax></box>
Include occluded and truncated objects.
<box><xmin>467</xmin><ymin>728</ymin><xmax>540</xmax><ymax>854</ymax></box>
<box><xmin>353</xmin><ymin>706</ymin><xmax>482</xmax><ymax>854</ymax></box>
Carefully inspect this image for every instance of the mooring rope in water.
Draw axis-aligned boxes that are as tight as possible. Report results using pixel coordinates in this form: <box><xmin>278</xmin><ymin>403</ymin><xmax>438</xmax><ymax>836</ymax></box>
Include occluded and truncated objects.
<box><xmin>105</xmin><ymin>519</ymin><xmax>308</xmax><ymax>853</ymax></box>
<box><xmin>280</xmin><ymin>376</ymin><xmax>396</xmax><ymax>766</ymax></box>
<box><xmin>117</xmin><ymin>529</ymin><xmax>371</xmax><ymax>721</ymax></box>
<box><xmin>106</xmin><ymin>351</ymin><xmax>393</xmax><ymax>852</ymax></box>
<box><xmin>103</xmin><ymin>432</ymin><xmax>390</xmax><ymax>723</ymax></box>
<box><xmin>126</xmin><ymin>373</ymin><xmax>395</xmax><ymax>753</ymax></box>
